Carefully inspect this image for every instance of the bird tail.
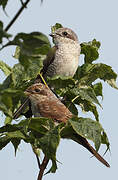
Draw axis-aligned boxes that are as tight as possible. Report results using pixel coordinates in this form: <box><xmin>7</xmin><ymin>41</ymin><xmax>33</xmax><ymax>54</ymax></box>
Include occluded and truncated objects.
<box><xmin>73</xmin><ymin>134</ymin><xmax>110</xmax><ymax>167</ymax></box>
<box><xmin>13</xmin><ymin>97</ymin><xmax>30</xmax><ymax>119</ymax></box>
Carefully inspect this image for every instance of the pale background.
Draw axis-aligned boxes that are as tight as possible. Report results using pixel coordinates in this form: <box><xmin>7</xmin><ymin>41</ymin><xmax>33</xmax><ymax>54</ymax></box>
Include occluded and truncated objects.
<box><xmin>0</xmin><ymin>0</ymin><xmax>118</xmax><ymax>179</ymax></box>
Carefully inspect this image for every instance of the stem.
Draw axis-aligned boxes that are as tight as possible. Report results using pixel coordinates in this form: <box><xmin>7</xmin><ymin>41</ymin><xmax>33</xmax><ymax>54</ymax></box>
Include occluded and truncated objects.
<box><xmin>36</xmin><ymin>154</ymin><xmax>41</xmax><ymax>169</ymax></box>
<box><xmin>37</xmin><ymin>156</ymin><xmax>49</xmax><ymax>180</ymax></box>
<box><xmin>5</xmin><ymin>0</ymin><xmax>31</xmax><ymax>32</ymax></box>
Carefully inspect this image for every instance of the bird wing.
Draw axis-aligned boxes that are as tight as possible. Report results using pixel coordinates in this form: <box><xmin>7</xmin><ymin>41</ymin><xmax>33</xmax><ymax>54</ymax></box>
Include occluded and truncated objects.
<box><xmin>41</xmin><ymin>46</ymin><xmax>57</xmax><ymax>75</ymax></box>
<box><xmin>37</xmin><ymin>98</ymin><xmax>72</xmax><ymax>123</ymax></box>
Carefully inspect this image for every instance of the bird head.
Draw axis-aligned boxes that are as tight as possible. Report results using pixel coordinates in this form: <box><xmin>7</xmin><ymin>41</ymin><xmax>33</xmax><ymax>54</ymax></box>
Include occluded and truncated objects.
<box><xmin>24</xmin><ymin>83</ymin><xmax>51</xmax><ymax>100</ymax></box>
<box><xmin>49</xmin><ymin>27</ymin><xmax>79</xmax><ymax>45</ymax></box>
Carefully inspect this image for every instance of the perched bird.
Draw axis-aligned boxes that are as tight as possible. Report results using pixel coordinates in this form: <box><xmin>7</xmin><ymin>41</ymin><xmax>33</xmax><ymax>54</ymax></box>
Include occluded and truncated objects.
<box><xmin>25</xmin><ymin>83</ymin><xmax>110</xmax><ymax>168</ymax></box>
<box><xmin>13</xmin><ymin>27</ymin><xmax>81</xmax><ymax>119</ymax></box>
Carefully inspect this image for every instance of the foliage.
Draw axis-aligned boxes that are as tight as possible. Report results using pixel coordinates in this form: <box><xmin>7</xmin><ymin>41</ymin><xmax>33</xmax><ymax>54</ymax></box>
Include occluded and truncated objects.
<box><xmin>0</xmin><ymin>18</ymin><xmax>117</xmax><ymax>175</ymax></box>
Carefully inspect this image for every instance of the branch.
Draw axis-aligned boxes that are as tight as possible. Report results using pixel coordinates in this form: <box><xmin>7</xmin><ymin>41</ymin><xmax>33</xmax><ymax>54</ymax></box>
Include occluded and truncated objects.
<box><xmin>37</xmin><ymin>156</ymin><xmax>49</xmax><ymax>180</ymax></box>
<box><xmin>36</xmin><ymin>154</ymin><xmax>41</xmax><ymax>169</ymax></box>
<box><xmin>5</xmin><ymin>0</ymin><xmax>31</xmax><ymax>32</ymax></box>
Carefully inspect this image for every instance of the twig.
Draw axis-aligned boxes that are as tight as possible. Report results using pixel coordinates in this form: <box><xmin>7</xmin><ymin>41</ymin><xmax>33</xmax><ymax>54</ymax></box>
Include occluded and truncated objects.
<box><xmin>36</xmin><ymin>154</ymin><xmax>41</xmax><ymax>169</ymax></box>
<box><xmin>5</xmin><ymin>0</ymin><xmax>31</xmax><ymax>32</ymax></box>
<box><xmin>37</xmin><ymin>156</ymin><xmax>49</xmax><ymax>180</ymax></box>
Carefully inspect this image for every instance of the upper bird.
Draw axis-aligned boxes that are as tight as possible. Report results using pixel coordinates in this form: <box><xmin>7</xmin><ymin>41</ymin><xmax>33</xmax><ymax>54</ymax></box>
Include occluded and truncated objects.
<box><xmin>13</xmin><ymin>27</ymin><xmax>81</xmax><ymax>119</ymax></box>
<box><xmin>42</xmin><ymin>27</ymin><xmax>81</xmax><ymax>77</ymax></box>
<box><xmin>25</xmin><ymin>83</ymin><xmax>110</xmax><ymax>168</ymax></box>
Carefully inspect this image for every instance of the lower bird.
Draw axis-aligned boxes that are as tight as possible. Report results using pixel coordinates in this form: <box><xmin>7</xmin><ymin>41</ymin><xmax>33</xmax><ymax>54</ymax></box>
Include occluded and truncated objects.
<box><xmin>25</xmin><ymin>83</ymin><xmax>110</xmax><ymax>168</ymax></box>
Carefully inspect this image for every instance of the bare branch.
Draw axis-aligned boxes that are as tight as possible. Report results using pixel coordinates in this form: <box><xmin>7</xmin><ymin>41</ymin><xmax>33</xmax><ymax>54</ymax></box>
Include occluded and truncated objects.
<box><xmin>37</xmin><ymin>156</ymin><xmax>49</xmax><ymax>180</ymax></box>
<box><xmin>5</xmin><ymin>0</ymin><xmax>31</xmax><ymax>32</ymax></box>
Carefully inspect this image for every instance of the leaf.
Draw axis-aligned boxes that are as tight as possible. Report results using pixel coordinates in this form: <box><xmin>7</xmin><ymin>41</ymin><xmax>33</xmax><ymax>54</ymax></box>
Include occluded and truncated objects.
<box><xmin>101</xmin><ymin>131</ymin><xmax>110</xmax><ymax>153</ymax></box>
<box><xmin>0</xmin><ymin>136</ymin><xmax>11</xmax><ymax>150</ymax></box>
<box><xmin>0</xmin><ymin>96</ymin><xmax>12</xmax><ymax>117</ymax></box>
<box><xmin>78</xmin><ymin>99</ymin><xmax>99</xmax><ymax>121</ymax></box>
<box><xmin>68</xmin><ymin>103</ymin><xmax>78</xmax><ymax>116</ymax></box>
<box><xmin>0</xmin><ymin>74</ymin><xmax>13</xmax><ymax>90</ymax></box>
<box><xmin>78</xmin><ymin>63</ymin><xmax>118</xmax><ymax>89</ymax></box>
<box><xmin>69</xmin><ymin>117</ymin><xmax>103</xmax><ymax>151</ymax></box>
<box><xmin>38</xmin><ymin>124</ymin><xmax>63</xmax><ymax>173</ymax></box>
<box><xmin>0</xmin><ymin>60</ymin><xmax>11</xmax><ymax>76</ymax></box>
<box><xmin>13</xmin><ymin>46</ymin><xmax>20</xmax><ymax>59</ymax></box>
<box><xmin>4</xmin><ymin>116</ymin><xmax>12</xmax><ymax>124</ymax></box>
<box><xmin>0</xmin><ymin>124</ymin><xmax>20</xmax><ymax>133</ymax></box>
<box><xmin>2</xmin><ymin>32</ymin><xmax>51</xmax><ymax>82</ymax></box>
<box><xmin>46</xmin><ymin>160</ymin><xmax>57</xmax><ymax>174</ymax></box>
<box><xmin>11</xmin><ymin>138</ymin><xmax>21</xmax><ymax>155</ymax></box>
<box><xmin>93</xmin><ymin>82</ymin><xmax>103</xmax><ymax>98</ymax></box>
<box><xmin>0</xmin><ymin>0</ymin><xmax>8</xmax><ymax>10</ymax></box>
<box><xmin>39</xmin><ymin>125</ymin><xmax>61</xmax><ymax>159</ymax></box>
<box><xmin>51</xmin><ymin>23</ymin><xmax>63</xmax><ymax>33</ymax></box>
<box><xmin>0</xmin><ymin>88</ymin><xmax>24</xmax><ymax>118</ymax></box>
<box><xmin>0</xmin><ymin>21</ymin><xmax>12</xmax><ymax>44</ymax></box>
<box><xmin>47</xmin><ymin>75</ymin><xmax>75</xmax><ymax>89</ymax></box>
<box><xmin>7</xmin><ymin>131</ymin><xmax>26</xmax><ymax>139</ymax></box>
<box><xmin>80</xmin><ymin>39</ymin><xmax>101</xmax><ymax>63</ymax></box>
<box><xmin>11</xmin><ymin>62</ymin><xmax>43</xmax><ymax>89</ymax></box>
<box><xmin>29</xmin><ymin>117</ymin><xmax>53</xmax><ymax>135</ymax></box>
<box><xmin>5</xmin><ymin>32</ymin><xmax>51</xmax><ymax>57</ymax></box>
<box><xmin>106</xmin><ymin>79</ymin><xmax>118</xmax><ymax>90</ymax></box>
<box><xmin>78</xmin><ymin>85</ymin><xmax>101</xmax><ymax>107</ymax></box>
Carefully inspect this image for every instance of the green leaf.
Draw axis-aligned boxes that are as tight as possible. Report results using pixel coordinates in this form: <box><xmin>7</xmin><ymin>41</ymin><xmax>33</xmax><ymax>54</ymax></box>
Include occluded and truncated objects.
<box><xmin>69</xmin><ymin>117</ymin><xmax>103</xmax><ymax>151</ymax></box>
<box><xmin>106</xmin><ymin>79</ymin><xmax>118</xmax><ymax>90</ymax></box>
<box><xmin>0</xmin><ymin>21</ymin><xmax>12</xmax><ymax>44</ymax></box>
<box><xmin>13</xmin><ymin>46</ymin><xmax>20</xmax><ymax>59</ymax></box>
<box><xmin>0</xmin><ymin>136</ymin><xmax>11</xmax><ymax>150</ymax></box>
<box><xmin>80</xmin><ymin>39</ymin><xmax>101</xmax><ymax>63</ymax></box>
<box><xmin>101</xmin><ymin>131</ymin><xmax>110</xmax><ymax>153</ymax></box>
<box><xmin>93</xmin><ymin>82</ymin><xmax>103</xmax><ymax>98</ymax></box>
<box><xmin>39</xmin><ymin>125</ymin><xmax>61</xmax><ymax>159</ymax></box>
<box><xmin>51</xmin><ymin>23</ymin><xmax>63</xmax><ymax>33</ymax></box>
<box><xmin>47</xmin><ymin>75</ymin><xmax>75</xmax><ymax>89</ymax></box>
<box><xmin>29</xmin><ymin>117</ymin><xmax>53</xmax><ymax>135</ymax></box>
<box><xmin>78</xmin><ymin>86</ymin><xmax>101</xmax><ymax>107</ymax></box>
<box><xmin>0</xmin><ymin>124</ymin><xmax>20</xmax><ymax>133</ymax></box>
<box><xmin>0</xmin><ymin>74</ymin><xmax>13</xmax><ymax>90</ymax></box>
<box><xmin>0</xmin><ymin>95</ymin><xmax>12</xmax><ymax>117</ymax></box>
<box><xmin>5</xmin><ymin>32</ymin><xmax>51</xmax><ymax>56</ymax></box>
<box><xmin>78</xmin><ymin>99</ymin><xmax>99</xmax><ymax>121</ymax></box>
<box><xmin>11</xmin><ymin>62</ymin><xmax>42</xmax><ymax>89</ymax></box>
<box><xmin>38</xmin><ymin>124</ymin><xmax>63</xmax><ymax>173</ymax></box>
<box><xmin>11</xmin><ymin>138</ymin><xmax>21</xmax><ymax>155</ymax></box>
<box><xmin>68</xmin><ymin>103</ymin><xmax>78</xmax><ymax>116</ymax></box>
<box><xmin>78</xmin><ymin>63</ymin><xmax>118</xmax><ymax>89</ymax></box>
<box><xmin>0</xmin><ymin>88</ymin><xmax>24</xmax><ymax>118</ymax></box>
<box><xmin>7</xmin><ymin>131</ymin><xmax>26</xmax><ymax>139</ymax></box>
<box><xmin>46</xmin><ymin>160</ymin><xmax>57</xmax><ymax>174</ymax></box>
<box><xmin>0</xmin><ymin>60</ymin><xmax>11</xmax><ymax>76</ymax></box>
<box><xmin>0</xmin><ymin>0</ymin><xmax>8</xmax><ymax>10</ymax></box>
<box><xmin>4</xmin><ymin>116</ymin><xmax>12</xmax><ymax>124</ymax></box>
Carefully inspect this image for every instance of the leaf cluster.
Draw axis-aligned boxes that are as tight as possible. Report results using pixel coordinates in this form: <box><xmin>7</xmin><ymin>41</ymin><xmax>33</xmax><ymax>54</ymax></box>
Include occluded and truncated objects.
<box><xmin>0</xmin><ymin>23</ymin><xmax>117</xmax><ymax>173</ymax></box>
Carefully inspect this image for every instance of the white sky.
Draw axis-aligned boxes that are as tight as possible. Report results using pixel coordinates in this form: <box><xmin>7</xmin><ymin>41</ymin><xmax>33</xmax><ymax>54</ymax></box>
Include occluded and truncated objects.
<box><xmin>0</xmin><ymin>0</ymin><xmax>118</xmax><ymax>179</ymax></box>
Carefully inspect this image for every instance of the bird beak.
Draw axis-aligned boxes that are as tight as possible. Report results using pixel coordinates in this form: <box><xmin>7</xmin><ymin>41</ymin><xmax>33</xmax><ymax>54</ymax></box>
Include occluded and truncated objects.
<box><xmin>49</xmin><ymin>33</ymin><xmax>55</xmax><ymax>37</ymax></box>
<box><xmin>24</xmin><ymin>89</ymin><xmax>32</xmax><ymax>96</ymax></box>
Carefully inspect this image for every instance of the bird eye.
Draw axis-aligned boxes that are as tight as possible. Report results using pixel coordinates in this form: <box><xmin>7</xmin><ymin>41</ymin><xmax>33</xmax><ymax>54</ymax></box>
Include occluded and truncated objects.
<box><xmin>35</xmin><ymin>88</ymin><xmax>40</xmax><ymax>92</ymax></box>
<box><xmin>62</xmin><ymin>31</ymin><xmax>68</xmax><ymax>36</ymax></box>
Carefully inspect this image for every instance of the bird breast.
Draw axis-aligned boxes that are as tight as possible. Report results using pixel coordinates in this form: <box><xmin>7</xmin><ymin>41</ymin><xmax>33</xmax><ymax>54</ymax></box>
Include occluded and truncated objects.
<box><xmin>46</xmin><ymin>42</ymin><xmax>81</xmax><ymax>77</ymax></box>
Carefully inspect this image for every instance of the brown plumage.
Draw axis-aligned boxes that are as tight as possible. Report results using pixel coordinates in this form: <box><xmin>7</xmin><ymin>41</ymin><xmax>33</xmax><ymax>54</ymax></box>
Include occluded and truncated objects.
<box><xmin>25</xmin><ymin>83</ymin><xmax>110</xmax><ymax>168</ymax></box>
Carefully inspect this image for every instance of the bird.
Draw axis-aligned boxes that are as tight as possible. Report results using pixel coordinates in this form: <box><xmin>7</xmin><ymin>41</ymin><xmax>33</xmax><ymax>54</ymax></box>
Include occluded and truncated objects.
<box><xmin>24</xmin><ymin>83</ymin><xmax>110</xmax><ymax>168</ymax></box>
<box><xmin>13</xmin><ymin>27</ymin><xmax>81</xmax><ymax>119</ymax></box>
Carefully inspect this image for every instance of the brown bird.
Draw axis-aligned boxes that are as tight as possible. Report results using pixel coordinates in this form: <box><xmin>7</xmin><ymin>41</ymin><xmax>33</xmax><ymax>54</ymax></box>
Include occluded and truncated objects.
<box><xmin>25</xmin><ymin>83</ymin><xmax>110</xmax><ymax>168</ymax></box>
<box><xmin>13</xmin><ymin>27</ymin><xmax>81</xmax><ymax>119</ymax></box>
